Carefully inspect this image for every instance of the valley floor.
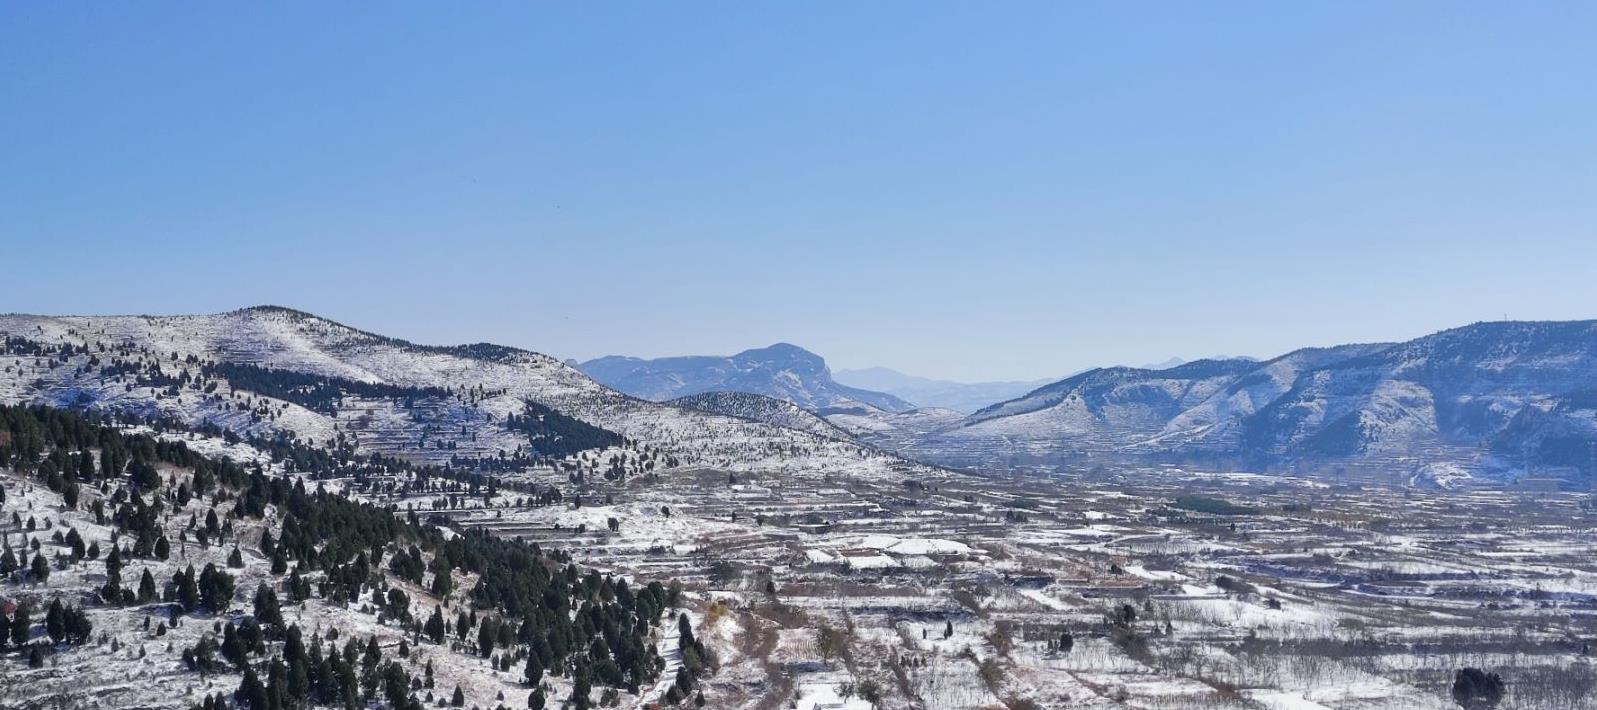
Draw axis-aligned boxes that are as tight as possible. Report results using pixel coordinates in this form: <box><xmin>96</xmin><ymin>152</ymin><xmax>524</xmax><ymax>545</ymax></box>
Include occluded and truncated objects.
<box><xmin>6</xmin><ymin>422</ymin><xmax>1596</xmax><ymax>709</ymax></box>
<box><xmin>423</xmin><ymin>464</ymin><xmax>1597</xmax><ymax>710</ymax></box>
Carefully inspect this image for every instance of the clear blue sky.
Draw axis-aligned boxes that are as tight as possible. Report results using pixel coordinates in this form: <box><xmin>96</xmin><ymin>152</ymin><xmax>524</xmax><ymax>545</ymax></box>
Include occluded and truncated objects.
<box><xmin>3</xmin><ymin>3</ymin><xmax>1595</xmax><ymax>381</ymax></box>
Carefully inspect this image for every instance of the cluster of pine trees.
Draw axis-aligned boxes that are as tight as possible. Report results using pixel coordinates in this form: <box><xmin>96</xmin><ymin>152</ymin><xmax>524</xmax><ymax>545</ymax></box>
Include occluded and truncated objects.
<box><xmin>501</xmin><ymin>402</ymin><xmax>626</xmax><ymax>460</ymax></box>
<box><xmin>0</xmin><ymin>402</ymin><xmax>704</xmax><ymax>709</ymax></box>
<box><xmin>0</xmin><ymin>596</ymin><xmax>93</xmax><ymax>668</ymax></box>
<box><xmin>186</xmin><ymin>606</ymin><xmax>444</xmax><ymax>710</ymax></box>
<box><xmin>200</xmin><ymin>362</ymin><xmax>453</xmax><ymax>416</ymax></box>
<box><xmin>7</xmin><ymin>333</ymin><xmax>635</xmax><ymax>469</ymax></box>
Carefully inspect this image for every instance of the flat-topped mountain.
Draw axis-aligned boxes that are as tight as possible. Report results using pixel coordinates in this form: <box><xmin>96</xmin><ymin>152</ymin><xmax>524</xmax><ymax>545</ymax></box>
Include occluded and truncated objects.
<box><xmin>580</xmin><ymin>343</ymin><xmax>915</xmax><ymax>414</ymax></box>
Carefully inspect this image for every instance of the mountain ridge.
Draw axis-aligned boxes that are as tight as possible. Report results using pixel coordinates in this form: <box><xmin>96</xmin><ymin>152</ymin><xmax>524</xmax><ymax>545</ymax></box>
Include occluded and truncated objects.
<box><xmin>666</xmin><ymin>390</ymin><xmax>857</xmax><ymax>440</ymax></box>
<box><xmin>0</xmin><ymin>308</ymin><xmax>922</xmax><ymax>481</ymax></box>
<box><xmin>579</xmin><ymin>343</ymin><xmax>915</xmax><ymax>414</ymax></box>
<box><xmin>907</xmin><ymin>319</ymin><xmax>1597</xmax><ymax>484</ymax></box>
<box><xmin>7</xmin><ymin>307</ymin><xmax>1594</xmax><ymax>485</ymax></box>
<box><xmin>832</xmin><ymin>366</ymin><xmax>1058</xmax><ymax>413</ymax></box>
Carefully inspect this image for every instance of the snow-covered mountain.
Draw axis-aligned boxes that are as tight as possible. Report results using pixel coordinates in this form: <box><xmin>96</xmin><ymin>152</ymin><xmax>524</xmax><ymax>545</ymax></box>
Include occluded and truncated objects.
<box><xmin>832</xmin><ymin>367</ymin><xmax>1056</xmax><ymax>414</ymax></box>
<box><xmin>666</xmin><ymin>391</ymin><xmax>855</xmax><ymax>440</ymax></box>
<box><xmin>831</xmin><ymin>359</ymin><xmax>1252</xmax><ymax>414</ymax></box>
<box><xmin>904</xmin><ymin>321</ymin><xmax>1597</xmax><ymax>482</ymax></box>
<box><xmin>0</xmin><ymin>307</ymin><xmax>918</xmax><ymax>480</ymax></box>
<box><xmin>825</xmin><ymin>406</ymin><xmax>966</xmax><ymax>452</ymax></box>
<box><xmin>580</xmin><ymin>344</ymin><xmax>915</xmax><ymax>414</ymax></box>
<box><xmin>8</xmin><ymin>309</ymin><xmax>1590</xmax><ymax>484</ymax></box>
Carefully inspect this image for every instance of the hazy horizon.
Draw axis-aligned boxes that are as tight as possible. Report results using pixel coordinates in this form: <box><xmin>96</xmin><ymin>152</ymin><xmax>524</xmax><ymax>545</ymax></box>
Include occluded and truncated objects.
<box><xmin>3</xmin><ymin>302</ymin><xmax>1584</xmax><ymax>387</ymax></box>
<box><xmin>5</xmin><ymin>2</ymin><xmax>1596</xmax><ymax>381</ymax></box>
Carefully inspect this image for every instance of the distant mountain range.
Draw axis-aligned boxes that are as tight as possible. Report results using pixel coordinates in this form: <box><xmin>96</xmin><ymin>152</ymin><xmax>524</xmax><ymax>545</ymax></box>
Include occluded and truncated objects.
<box><xmin>5</xmin><ymin>308</ymin><xmax>1593</xmax><ymax>486</ymax></box>
<box><xmin>905</xmin><ymin>321</ymin><xmax>1597</xmax><ymax>484</ymax></box>
<box><xmin>576</xmin><ymin>323</ymin><xmax>1597</xmax><ymax>486</ymax></box>
<box><xmin>579</xmin><ymin>346</ymin><xmax>1065</xmax><ymax>416</ymax></box>
<box><xmin>831</xmin><ymin>358</ymin><xmax>1258</xmax><ymax>413</ymax></box>
<box><xmin>579</xmin><ymin>344</ymin><xmax>915</xmax><ymax>414</ymax></box>
<box><xmin>832</xmin><ymin>367</ymin><xmax>1057</xmax><ymax>414</ymax></box>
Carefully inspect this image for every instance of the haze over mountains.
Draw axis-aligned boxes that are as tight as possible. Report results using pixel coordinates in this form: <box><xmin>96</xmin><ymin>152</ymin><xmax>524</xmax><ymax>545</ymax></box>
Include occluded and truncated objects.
<box><xmin>579</xmin><ymin>344</ymin><xmax>915</xmax><ymax>414</ymax></box>
<box><xmin>578</xmin><ymin>321</ymin><xmax>1597</xmax><ymax>486</ymax></box>
<box><xmin>831</xmin><ymin>367</ymin><xmax>1057</xmax><ymax>414</ymax></box>
<box><xmin>830</xmin><ymin>358</ymin><xmax>1240</xmax><ymax>413</ymax></box>
<box><xmin>2</xmin><ymin>308</ymin><xmax>1594</xmax><ymax>487</ymax></box>
<box><xmin>11</xmin><ymin>307</ymin><xmax>1590</xmax><ymax>710</ymax></box>
<box><xmin>581</xmin><ymin>344</ymin><xmax>1069</xmax><ymax>415</ymax></box>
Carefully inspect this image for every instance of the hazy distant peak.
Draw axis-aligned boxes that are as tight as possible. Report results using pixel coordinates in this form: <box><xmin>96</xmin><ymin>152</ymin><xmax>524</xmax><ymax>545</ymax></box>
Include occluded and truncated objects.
<box><xmin>740</xmin><ymin>342</ymin><xmax>814</xmax><ymax>357</ymax></box>
<box><xmin>832</xmin><ymin>366</ymin><xmax>1059</xmax><ymax>414</ymax></box>
<box><xmin>1137</xmin><ymin>355</ymin><xmax>1261</xmax><ymax>370</ymax></box>
<box><xmin>1140</xmin><ymin>357</ymin><xmax>1187</xmax><ymax>370</ymax></box>
<box><xmin>580</xmin><ymin>344</ymin><xmax>913</xmax><ymax>413</ymax></box>
<box><xmin>731</xmin><ymin>342</ymin><xmax>829</xmax><ymax>372</ymax></box>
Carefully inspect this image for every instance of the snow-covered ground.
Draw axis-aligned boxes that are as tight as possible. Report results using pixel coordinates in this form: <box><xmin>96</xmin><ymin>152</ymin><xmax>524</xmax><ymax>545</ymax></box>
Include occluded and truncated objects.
<box><xmin>0</xmin><ymin>309</ymin><xmax>933</xmax><ymax>484</ymax></box>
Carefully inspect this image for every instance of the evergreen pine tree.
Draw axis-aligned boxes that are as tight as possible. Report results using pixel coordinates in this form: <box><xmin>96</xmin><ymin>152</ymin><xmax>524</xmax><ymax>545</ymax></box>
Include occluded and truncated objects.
<box><xmin>425</xmin><ymin>606</ymin><xmax>447</xmax><ymax>644</ymax></box>
<box><xmin>266</xmin><ymin>656</ymin><xmax>287</xmax><ymax>710</ymax></box>
<box><xmin>46</xmin><ymin>599</ymin><xmax>66</xmax><ymax>642</ymax></box>
<box><xmin>102</xmin><ymin>544</ymin><xmax>123</xmax><ymax>601</ymax></box>
<box><xmin>678</xmin><ymin>613</ymin><xmax>695</xmax><ymax>649</ymax></box>
<box><xmin>237</xmin><ymin>667</ymin><xmax>267</xmax><ymax>710</ymax></box>
<box><xmin>29</xmin><ymin>552</ymin><xmax>49</xmax><ymax>583</ymax></box>
<box><xmin>524</xmin><ymin>654</ymin><xmax>543</xmax><ymax>686</ymax></box>
<box><xmin>175</xmin><ymin>565</ymin><xmax>200</xmax><ymax>611</ymax></box>
<box><xmin>11</xmin><ymin>602</ymin><xmax>30</xmax><ymax>646</ymax></box>
<box><xmin>138</xmin><ymin>569</ymin><xmax>158</xmax><ymax>603</ymax></box>
<box><xmin>66</xmin><ymin>528</ymin><xmax>85</xmax><ymax>562</ymax></box>
<box><xmin>253</xmin><ymin>584</ymin><xmax>282</xmax><ymax>626</ymax></box>
<box><xmin>222</xmin><ymin>623</ymin><xmax>247</xmax><ymax>667</ymax></box>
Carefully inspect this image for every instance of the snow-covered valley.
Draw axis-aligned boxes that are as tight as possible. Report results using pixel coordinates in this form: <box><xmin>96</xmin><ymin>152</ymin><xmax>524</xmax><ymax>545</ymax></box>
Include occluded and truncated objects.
<box><xmin>2</xmin><ymin>309</ymin><xmax>1596</xmax><ymax>710</ymax></box>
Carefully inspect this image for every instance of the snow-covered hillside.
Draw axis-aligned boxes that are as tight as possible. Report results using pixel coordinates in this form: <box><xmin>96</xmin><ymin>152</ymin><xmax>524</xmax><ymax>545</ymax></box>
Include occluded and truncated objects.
<box><xmin>0</xmin><ymin>307</ymin><xmax>921</xmax><ymax>481</ymax></box>
<box><xmin>666</xmin><ymin>391</ymin><xmax>855</xmax><ymax>440</ymax></box>
<box><xmin>8</xmin><ymin>309</ymin><xmax>1593</xmax><ymax>485</ymax></box>
<box><xmin>824</xmin><ymin>407</ymin><xmax>965</xmax><ymax>452</ymax></box>
<box><xmin>895</xmin><ymin>321</ymin><xmax>1597</xmax><ymax>482</ymax></box>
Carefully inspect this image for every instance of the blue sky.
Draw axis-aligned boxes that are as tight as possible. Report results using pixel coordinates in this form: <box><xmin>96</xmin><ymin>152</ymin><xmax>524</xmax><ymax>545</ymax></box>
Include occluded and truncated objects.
<box><xmin>3</xmin><ymin>3</ymin><xmax>1595</xmax><ymax>381</ymax></box>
